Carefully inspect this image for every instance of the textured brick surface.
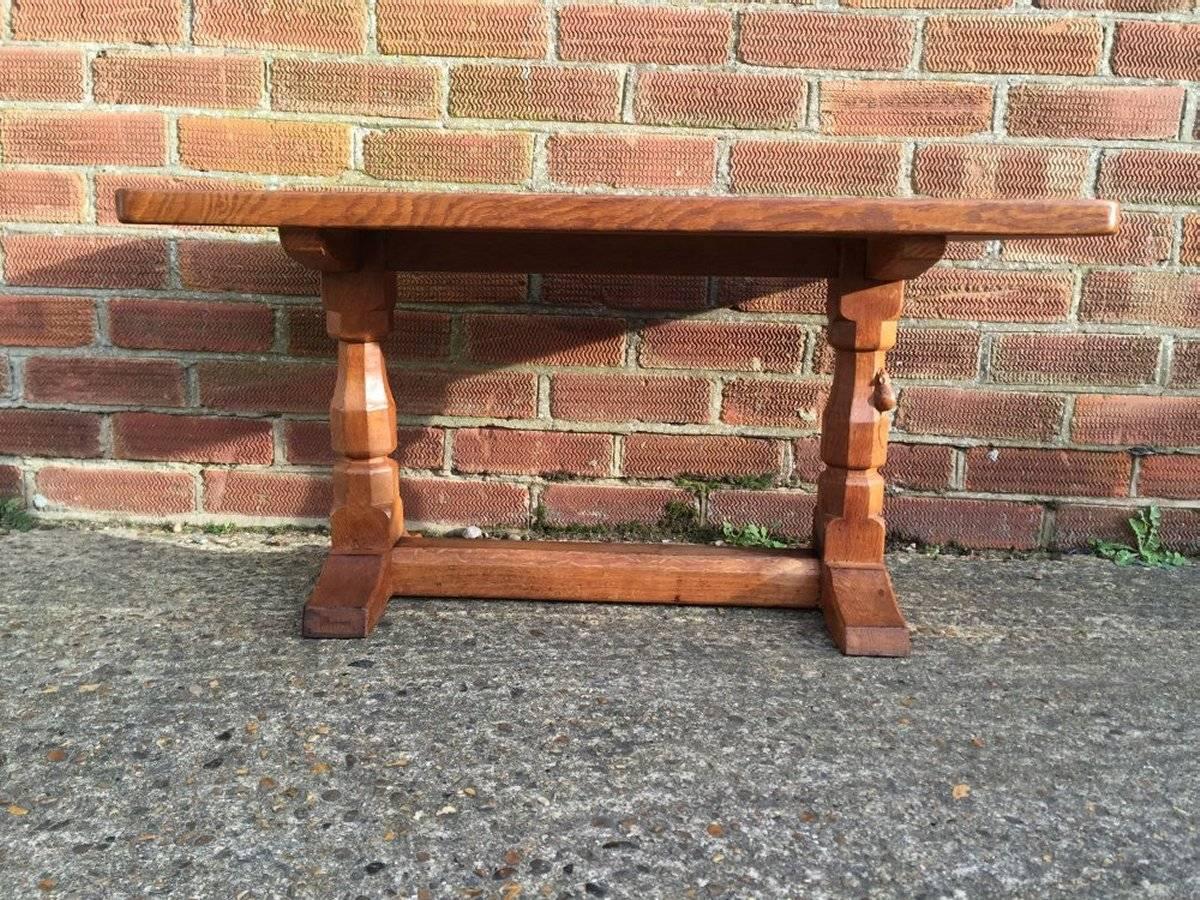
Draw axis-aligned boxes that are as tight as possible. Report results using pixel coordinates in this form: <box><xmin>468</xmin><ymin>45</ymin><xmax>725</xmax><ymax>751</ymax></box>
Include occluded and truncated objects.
<box><xmin>792</xmin><ymin>440</ymin><xmax>952</xmax><ymax>492</ymax></box>
<box><xmin>464</xmin><ymin>314</ymin><xmax>625</xmax><ymax>367</ymax></box>
<box><xmin>886</xmin><ymin>497</ymin><xmax>1043</xmax><ymax>550</ymax></box>
<box><xmin>0</xmin><ymin>466</ymin><xmax>21</xmax><ymax>498</ymax></box>
<box><xmin>203</xmin><ymin>470</ymin><xmax>332</xmax><ymax>518</ymax></box>
<box><xmin>109</xmin><ymin>298</ymin><xmax>274</xmax><ymax>353</ymax></box>
<box><xmin>635</xmin><ymin>71</ymin><xmax>807</xmax><ymax>130</ymax></box>
<box><xmin>905</xmin><ymin>268</ymin><xmax>1073</xmax><ymax>322</ymax></box>
<box><xmin>395</xmin><ymin>272</ymin><xmax>527</xmax><ymax>304</ymax></box>
<box><xmin>547</xmin><ymin>134</ymin><xmax>715</xmax><ymax>189</ymax></box>
<box><xmin>450</xmin><ymin>65</ymin><xmax>621</xmax><ymax>123</ymax></box>
<box><xmin>37</xmin><ymin>466</ymin><xmax>194</xmax><ymax>515</ymax></box>
<box><xmin>731</xmin><ymin>140</ymin><xmax>902</xmax><ymax>196</ymax></box>
<box><xmin>195</xmin><ymin>0</ymin><xmax>365</xmax><ymax>52</ymax></box>
<box><xmin>708</xmin><ymin>489</ymin><xmax>815</xmax><ymax>540</ymax></box>
<box><xmin>820</xmin><ymin>81</ymin><xmax>992</xmax><ymax>136</ymax></box>
<box><xmin>550</xmin><ymin>374</ymin><xmax>712</xmax><ymax>424</ymax></box>
<box><xmin>114</xmin><ymin>412</ymin><xmax>273</xmax><ymax>464</ymax></box>
<box><xmin>1139</xmin><ymin>455</ymin><xmax>1200</xmax><ymax>501</ymax></box>
<box><xmin>178</xmin><ymin>117</ymin><xmax>349</xmax><ymax>177</ymax></box>
<box><xmin>287</xmin><ymin>307</ymin><xmax>451</xmax><ymax>361</ymax></box>
<box><xmin>270</xmin><ymin>60</ymin><xmax>437</xmax><ymax>118</ymax></box>
<box><xmin>284</xmin><ymin>421</ymin><xmax>444</xmax><ymax>469</ymax></box>
<box><xmin>0</xmin><ymin>171</ymin><xmax>86</xmax><ymax>224</ymax></box>
<box><xmin>390</xmin><ymin>372</ymin><xmax>537</xmax><ymax>419</ymax></box>
<box><xmin>991</xmin><ymin>333</ymin><xmax>1161</xmax><ymax>387</ymax></box>
<box><xmin>815</xmin><ymin>328</ymin><xmax>979</xmax><ymax>380</ymax></box>
<box><xmin>1170</xmin><ymin>342</ymin><xmax>1200</xmax><ymax>388</ymax></box>
<box><xmin>966</xmin><ymin>447</ymin><xmax>1131</xmax><ymax>498</ymax></box>
<box><xmin>623</xmin><ymin>434</ymin><xmax>779</xmax><ymax>479</ymax></box>
<box><xmin>1182</xmin><ymin>217</ymin><xmax>1200</xmax><ymax>267</ymax></box>
<box><xmin>1072</xmin><ymin>396</ymin><xmax>1200</xmax><ymax>448</ymax></box>
<box><xmin>454</xmin><ymin>428</ymin><xmax>612</xmax><ymax>477</ymax></box>
<box><xmin>716</xmin><ymin>278</ymin><xmax>826</xmax><ymax>315</ymax></box>
<box><xmin>363</xmin><ymin>130</ymin><xmax>532</xmax><ymax>184</ymax></box>
<box><xmin>1003</xmin><ymin>214</ymin><xmax>1172</xmax><ymax>267</ymax></box>
<box><xmin>1111</xmin><ymin>21</ymin><xmax>1200</xmax><ymax>80</ymax></box>
<box><xmin>558</xmin><ymin>5</ymin><xmax>730</xmax><ymax>65</ymax></box>
<box><xmin>94</xmin><ymin>52</ymin><xmax>263</xmax><ymax>108</ymax></box>
<box><xmin>177</xmin><ymin>241</ymin><xmax>315</xmax><ymax>296</ymax></box>
<box><xmin>539</xmin><ymin>484</ymin><xmax>691</xmax><ymax>527</ymax></box>
<box><xmin>641</xmin><ymin>321</ymin><xmax>805</xmax><ymax>374</ymax></box>
<box><xmin>2</xmin><ymin>235</ymin><xmax>168</xmax><ymax>290</ymax></box>
<box><xmin>720</xmin><ymin>379</ymin><xmax>825</xmax><ymax>428</ymax></box>
<box><xmin>0</xmin><ymin>47</ymin><xmax>83</xmax><ymax>101</ymax></box>
<box><xmin>896</xmin><ymin>387</ymin><xmax>1066</xmax><ymax>441</ymax></box>
<box><xmin>542</xmin><ymin>275</ymin><xmax>707</xmax><ymax>312</ymax></box>
<box><xmin>924</xmin><ymin>16</ymin><xmax>1102</xmax><ymax>75</ymax></box>
<box><xmin>401</xmin><ymin>478</ymin><xmax>528</xmax><ymax>526</ymax></box>
<box><xmin>0</xmin><ymin>110</ymin><xmax>166</xmax><ymax>166</ymax></box>
<box><xmin>25</xmin><ymin>357</ymin><xmax>185</xmax><ymax>407</ymax></box>
<box><xmin>0</xmin><ymin>295</ymin><xmax>95</xmax><ymax>348</ymax></box>
<box><xmin>741</xmin><ymin>12</ymin><xmax>914</xmax><ymax>71</ymax></box>
<box><xmin>1006</xmin><ymin>85</ymin><xmax>1183</xmax><ymax>141</ymax></box>
<box><xmin>12</xmin><ymin>0</ymin><xmax>182</xmax><ymax>42</ymax></box>
<box><xmin>1080</xmin><ymin>271</ymin><xmax>1200</xmax><ymax>329</ymax></box>
<box><xmin>1098</xmin><ymin>150</ymin><xmax>1200</xmax><ymax>205</ymax></box>
<box><xmin>1038</xmin><ymin>0</ymin><xmax>1187</xmax><ymax>8</ymax></box>
<box><xmin>378</xmin><ymin>1</ymin><xmax>546</xmax><ymax>58</ymax></box>
<box><xmin>200</xmin><ymin>362</ymin><xmax>336</xmax><ymax>414</ymax></box>
<box><xmin>0</xmin><ymin>409</ymin><xmax>100</xmax><ymax>458</ymax></box>
<box><xmin>914</xmin><ymin>144</ymin><xmax>1089</xmax><ymax>199</ymax></box>
<box><xmin>1053</xmin><ymin>505</ymin><xmax>1200</xmax><ymax>553</ymax></box>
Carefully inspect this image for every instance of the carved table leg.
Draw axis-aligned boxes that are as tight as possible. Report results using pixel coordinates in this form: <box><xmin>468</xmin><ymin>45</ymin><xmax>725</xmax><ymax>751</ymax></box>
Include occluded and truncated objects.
<box><xmin>813</xmin><ymin>239</ymin><xmax>941</xmax><ymax>657</ymax></box>
<box><xmin>284</xmin><ymin>230</ymin><xmax>404</xmax><ymax>638</ymax></box>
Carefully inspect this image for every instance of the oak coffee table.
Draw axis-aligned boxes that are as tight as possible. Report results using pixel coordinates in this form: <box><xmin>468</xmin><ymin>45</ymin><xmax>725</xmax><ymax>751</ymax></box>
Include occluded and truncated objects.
<box><xmin>118</xmin><ymin>190</ymin><xmax>1119</xmax><ymax>656</ymax></box>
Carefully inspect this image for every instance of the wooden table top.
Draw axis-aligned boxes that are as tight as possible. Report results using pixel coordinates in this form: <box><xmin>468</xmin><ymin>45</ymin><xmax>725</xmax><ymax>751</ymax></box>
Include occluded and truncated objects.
<box><xmin>117</xmin><ymin>189</ymin><xmax>1119</xmax><ymax>239</ymax></box>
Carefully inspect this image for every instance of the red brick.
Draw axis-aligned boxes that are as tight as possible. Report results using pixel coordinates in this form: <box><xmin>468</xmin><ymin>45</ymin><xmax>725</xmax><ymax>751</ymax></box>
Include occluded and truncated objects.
<box><xmin>913</xmin><ymin>144</ymin><xmax>1089</xmax><ymax>198</ymax></box>
<box><xmin>378</xmin><ymin>0</ymin><xmax>546</xmax><ymax>58</ymax></box>
<box><xmin>815</xmin><ymin>328</ymin><xmax>980</xmax><ymax>380</ymax></box>
<box><xmin>0</xmin><ymin>357</ymin><xmax>10</xmax><ymax>397</ymax></box>
<box><xmin>402</xmin><ymin>478</ymin><xmax>528</xmax><ymax>526</ymax></box>
<box><xmin>450</xmin><ymin>65</ymin><xmax>621</xmax><ymax>123</ymax></box>
<box><xmin>272</xmin><ymin>59</ymin><xmax>438</xmax><ymax>118</ymax></box>
<box><xmin>1170</xmin><ymin>342</ymin><xmax>1200</xmax><ymax>388</ymax></box>
<box><xmin>820</xmin><ymin>81</ymin><xmax>992</xmax><ymax>136</ymax></box>
<box><xmin>287</xmin><ymin>307</ymin><xmax>451</xmax><ymax>361</ymax></box>
<box><xmin>37</xmin><ymin>466</ymin><xmax>194</xmax><ymax>515</ymax></box>
<box><xmin>542</xmin><ymin>275</ymin><xmax>707</xmax><ymax>312</ymax></box>
<box><xmin>0</xmin><ymin>295</ymin><xmax>94</xmax><ymax>348</ymax></box>
<box><xmin>195</xmin><ymin>0</ymin><xmax>365</xmax><ymax>52</ymax></box>
<box><xmin>731</xmin><ymin>140</ymin><xmax>901</xmax><ymax>196</ymax></box>
<box><xmin>109</xmin><ymin>298</ymin><xmax>274</xmax><ymax>353</ymax></box>
<box><xmin>2</xmin><ymin>235</ymin><xmax>168</xmax><ymax>290</ymax></box>
<box><xmin>25</xmin><ymin>357</ymin><xmax>185</xmax><ymax>407</ymax></box>
<box><xmin>93</xmin><ymin>52</ymin><xmax>262</xmax><ymax>108</ymax></box>
<box><xmin>623</xmin><ymin>434</ymin><xmax>780</xmax><ymax>479</ymax></box>
<box><xmin>0</xmin><ymin>466</ymin><xmax>21</xmax><ymax>498</ymax></box>
<box><xmin>720</xmin><ymin>379</ymin><xmax>825</xmax><ymax>428</ymax></box>
<box><xmin>641</xmin><ymin>321</ymin><xmax>805</xmax><ymax>374</ymax></box>
<box><xmin>924</xmin><ymin>16</ymin><xmax>1102</xmax><ymax>75</ymax></box>
<box><xmin>0</xmin><ymin>47</ymin><xmax>83</xmax><ymax>101</ymax></box>
<box><xmin>558</xmin><ymin>5</ymin><xmax>731</xmax><ymax>65</ymax></box>
<box><xmin>203</xmin><ymin>470</ymin><xmax>332</xmax><ymax>519</ymax></box>
<box><xmin>179</xmin><ymin>117</ymin><xmax>349</xmax><ymax>177</ymax></box>
<box><xmin>906</xmin><ymin>268</ymin><xmax>1073</xmax><ymax>322</ymax></box>
<box><xmin>1182</xmin><ymin>216</ymin><xmax>1200</xmax><ymax>267</ymax></box>
<box><xmin>716</xmin><ymin>278</ymin><xmax>826</xmax><ymax>315</ymax></box>
<box><xmin>1003</xmin><ymin>213</ymin><xmax>1171</xmax><ymax>267</ymax></box>
<box><xmin>547</xmin><ymin>134</ymin><xmax>715</xmax><ymax>190</ymax></box>
<box><xmin>363</xmin><ymin>130</ymin><xmax>532</xmax><ymax>184</ymax></box>
<box><xmin>1072</xmin><ymin>395</ymin><xmax>1200</xmax><ymax>448</ymax></box>
<box><xmin>635</xmin><ymin>71</ymin><xmax>807</xmax><ymax>130</ymax></box>
<box><xmin>1112</xmin><ymin>21</ymin><xmax>1200</xmax><ymax>80</ymax></box>
<box><xmin>886</xmin><ymin>496</ymin><xmax>1043</xmax><ymax>550</ymax></box>
<box><xmin>391</xmin><ymin>371</ymin><xmax>536</xmax><ymax>419</ymax></box>
<box><xmin>454</xmin><ymin>428</ymin><xmax>611</xmax><ymax>477</ymax></box>
<box><xmin>1007</xmin><ymin>85</ymin><xmax>1183</xmax><ymax>140</ymax></box>
<box><xmin>539</xmin><ymin>484</ymin><xmax>693</xmax><ymax>527</ymax></box>
<box><xmin>991</xmin><ymin>333</ymin><xmax>1160</xmax><ymax>387</ymax></box>
<box><xmin>199</xmin><ymin>361</ymin><xmax>335</xmax><ymax>414</ymax></box>
<box><xmin>178</xmin><ymin>241</ymin><xmax>316</xmax><ymax>296</ymax></box>
<box><xmin>1098</xmin><ymin>150</ymin><xmax>1200</xmax><ymax>205</ymax></box>
<box><xmin>1053</xmin><ymin>504</ymin><xmax>1200</xmax><ymax>553</ymax></box>
<box><xmin>114</xmin><ymin>412</ymin><xmax>272</xmax><ymax>464</ymax></box>
<box><xmin>741</xmin><ymin>11</ymin><xmax>914</xmax><ymax>70</ymax></box>
<box><xmin>793</xmin><ymin>440</ymin><xmax>953</xmax><ymax>492</ymax></box>
<box><xmin>12</xmin><ymin>0</ymin><xmax>183</xmax><ymax>42</ymax></box>
<box><xmin>896</xmin><ymin>387</ymin><xmax>1066</xmax><ymax>441</ymax></box>
<box><xmin>551</xmin><ymin>373</ymin><xmax>711</xmax><ymax>425</ymax></box>
<box><xmin>395</xmin><ymin>272</ymin><xmax>527</xmax><ymax>305</ymax></box>
<box><xmin>708</xmin><ymin>489</ymin><xmax>814</xmax><ymax>540</ymax></box>
<box><xmin>966</xmin><ymin>447</ymin><xmax>1130</xmax><ymax>498</ymax></box>
<box><xmin>1039</xmin><ymin>0</ymin><xmax>1186</xmax><ymax>8</ymax></box>
<box><xmin>1139</xmin><ymin>455</ymin><xmax>1200</xmax><ymax>501</ymax></box>
<box><xmin>847</xmin><ymin>0</ymin><xmax>1009</xmax><ymax>5</ymax></box>
<box><xmin>284</xmin><ymin>420</ymin><xmax>444</xmax><ymax>469</ymax></box>
<box><xmin>0</xmin><ymin>111</ymin><xmax>165</xmax><ymax>166</ymax></box>
<box><xmin>94</xmin><ymin>174</ymin><xmax>262</xmax><ymax>228</ymax></box>
<box><xmin>1080</xmin><ymin>271</ymin><xmax>1200</xmax><ymax>329</ymax></box>
<box><xmin>0</xmin><ymin>409</ymin><xmax>100</xmax><ymax>457</ymax></box>
<box><xmin>0</xmin><ymin>171</ymin><xmax>85</xmax><ymax>224</ymax></box>
<box><xmin>464</xmin><ymin>314</ymin><xmax>625</xmax><ymax>367</ymax></box>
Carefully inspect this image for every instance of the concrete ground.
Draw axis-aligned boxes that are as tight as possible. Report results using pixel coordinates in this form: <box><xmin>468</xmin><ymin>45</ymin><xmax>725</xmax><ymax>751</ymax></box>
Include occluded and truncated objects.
<box><xmin>0</xmin><ymin>525</ymin><xmax>1197</xmax><ymax>899</ymax></box>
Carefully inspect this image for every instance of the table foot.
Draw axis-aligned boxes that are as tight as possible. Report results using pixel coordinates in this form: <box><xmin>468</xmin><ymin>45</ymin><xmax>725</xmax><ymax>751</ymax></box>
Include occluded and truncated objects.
<box><xmin>302</xmin><ymin>552</ymin><xmax>391</xmax><ymax>638</ymax></box>
<box><xmin>820</xmin><ymin>562</ymin><xmax>911</xmax><ymax>657</ymax></box>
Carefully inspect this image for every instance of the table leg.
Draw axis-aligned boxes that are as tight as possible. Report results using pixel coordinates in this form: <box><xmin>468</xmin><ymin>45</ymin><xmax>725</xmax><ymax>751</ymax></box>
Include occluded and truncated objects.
<box><xmin>814</xmin><ymin>240</ymin><xmax>911</xmax><ymax>657</ymax></box>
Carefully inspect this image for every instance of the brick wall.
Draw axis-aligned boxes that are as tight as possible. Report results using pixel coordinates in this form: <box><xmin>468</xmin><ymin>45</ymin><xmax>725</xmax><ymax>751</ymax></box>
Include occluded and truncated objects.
<box><xmin>1</xmin><ymin>0</ymin><xmax>1198</xmax><ymax>550</ymax></box>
